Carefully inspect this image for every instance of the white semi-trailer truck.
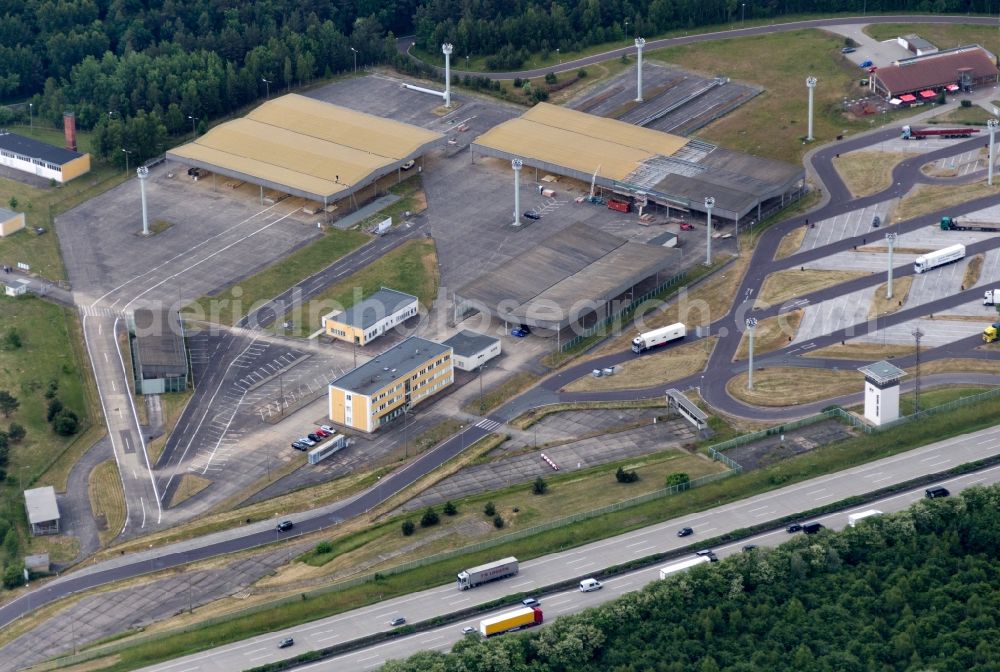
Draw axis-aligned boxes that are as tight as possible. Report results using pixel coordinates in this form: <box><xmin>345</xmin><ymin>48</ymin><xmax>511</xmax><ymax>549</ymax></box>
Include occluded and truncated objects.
<box><xmin>457</xmin><ymin>557</ymin><xmax>519</xmax><ymax>590</ymax></box>
<box><xmin>985</xmin><ymin>289</ymin><xmax>1000</xmax><ymax>306</ymax></box>
<box><xmin>658</xmin><ymin>555</ymin><xmax>712</xmax><ymax>580</ymax></box>
<box><xmin>913</xmin><ymin>244</ymin><xmax>965</xmax><ymax>274</ymax></box>
<box><xmin>632</xmin><ymin>322</ymin><xmax>686</xmax><ymax>354</ymax></box>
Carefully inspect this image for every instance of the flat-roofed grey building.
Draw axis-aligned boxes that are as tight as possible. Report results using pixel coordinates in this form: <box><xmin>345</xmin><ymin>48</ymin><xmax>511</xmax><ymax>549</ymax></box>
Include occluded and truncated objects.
<box><xmin>24</xmin><ymin>486</ymin><xmax>60</xmax><ymax>536</ymax></box>
<box><xmin>129</xmin><ymin>308</ymin><xmax>189</xmax><ymax>395</ymax></box>
<box><xmin>442</xmin><ymin>330</ymin><xmax>501</xmax><ymax>371</ymax></box>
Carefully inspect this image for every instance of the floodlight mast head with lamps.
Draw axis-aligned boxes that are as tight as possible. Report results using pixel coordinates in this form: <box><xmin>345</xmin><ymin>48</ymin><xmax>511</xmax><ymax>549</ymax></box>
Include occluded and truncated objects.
<box><xmin>745</xmin><ymin>316</ymin><xmax>758</xmax><ymax>390</ymax></box>
<box><xmin>511</xmin><ymin>158</ymin><xmax>523</xmax><ymax>226</ymax></box>
<box><xmin>885</xmin><ymin>232</ymin><xmax>898</xmax><ymax>299</ymax></box>
<box><xmin>704</xmin><ymin>196</ymin><xmax>715</xmax><ymax>266</ymax></box>
<box><xmin>634</xmin><ymin>37</ymin><xmax>646</xmax><ymax>102</ymax></box>
<box><xmin>806</xmin><ymin>76</ymin><xmax>818</xmax><ymax>141</ymax></box>
<box><xmin>442</xmin><ymin>43</ymin><xmax>454</xmax><ymax>108</ymax></box>
<box><xmin>988</xmin><ymin>118</ymin><xmax>998</xmax><ymax>185</ymax></box>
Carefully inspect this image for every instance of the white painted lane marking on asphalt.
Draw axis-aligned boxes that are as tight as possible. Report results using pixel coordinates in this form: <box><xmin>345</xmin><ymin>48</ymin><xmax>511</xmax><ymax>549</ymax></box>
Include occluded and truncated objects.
<box><xmin>747</xmin><ymin>505</ymin><xmax>769</xmax><ymax>513</ymax></box>
<box><xmin>448</xmin><ymin>597</ymin><xmax>471</xmax><ymax>606</ymax></box>
<box><xmin>509</xmin><ymin>579</ymin><xmax>534</xmax><ymax>589</ymax></box>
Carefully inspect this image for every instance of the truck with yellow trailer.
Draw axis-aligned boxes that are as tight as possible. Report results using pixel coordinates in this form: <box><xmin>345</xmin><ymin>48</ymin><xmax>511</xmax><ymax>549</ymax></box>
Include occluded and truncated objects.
<box><xmin>478</xmin><ymin>606</ymin><xmax>544</xmax><ymax>637</ymax></box>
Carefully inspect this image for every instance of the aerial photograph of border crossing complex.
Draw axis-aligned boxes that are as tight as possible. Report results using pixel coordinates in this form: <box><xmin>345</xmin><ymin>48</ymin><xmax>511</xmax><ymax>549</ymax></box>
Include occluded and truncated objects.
<box><xmin>1</xmin><ymin>4</ymin><xmax>1000</xmax><ymax>672</ymax></box>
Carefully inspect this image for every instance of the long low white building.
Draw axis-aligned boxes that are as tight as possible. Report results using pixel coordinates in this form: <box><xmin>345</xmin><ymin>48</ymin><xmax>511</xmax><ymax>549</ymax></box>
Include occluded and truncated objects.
<box><xmin>0</xmin><ymin>131</ymin><xmax>90</xmax><ymax>184</ymax></box>
<box><xmin>323</xmin><ymin>287</ymin><xmax>419</xmax><ymax>346</ymax></box>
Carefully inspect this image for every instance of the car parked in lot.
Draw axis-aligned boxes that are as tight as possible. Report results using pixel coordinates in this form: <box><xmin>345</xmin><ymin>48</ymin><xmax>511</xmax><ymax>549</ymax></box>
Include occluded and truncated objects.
<box><xmin>841</xmin><ymin>46</ymin><xmax>856</xmax><ymax>53</ymax></box>
<box><xmin>401</xmin><ymin>160</ymin><xmax>415</xmax><ymax>170</ymax></box>
<box><xmin>511</xmin><ymin>327</ymin><xmax>529</xmax><ymax>337</ymax></box>
<box><xmin>523</xmin><ymin>211</ymin><xmax>541</xmax><ymax>220</ymax></box>
<box><xmin>307</xmin><ymin>433</ymin><xmax>322</xmax><ymax>443</ymax></box>
<box><xmin>321</xmin><ymin>425</ymin><xmax>336</xmax><ymax>433</ymax></box>
<box><xmin>290</xmin><ymin>441</ymin><xmax>308</xmax><ymax>451</ymax></box>
<box><xmin>314</xmin><ymin>428</ymin><xmax>330</xmax><ymax>438</ymax></box>
<box><xmin>677</xmin><ymin>526</ymin><xmax>694</xmax><ymax>537</ymax></box>
<box><xmin>299</xmin><ymin>437</ymin><xmax>316</xmax><ymax>447</ymax></box>
<box><xmin>389</xmin><ymin>616</ymin><xmax>407</xmax><ymax>626</ymax></box>
<box><xmin>276</xmin><ymin>520</ymin><xmax>294</xmax><ymax>532</ymax></box>
<box><xmin>786</xmin><ymin>523</ymin><xmax>802</xmax><ymax>533</ymax></box>
<box><xmin>872</xmin><ymin>215</ymin><xmax>880</xmax><ymax>228</ymax></box>
<box><xmin>860</xmin><ymin>59</ymin><xmax>873</xmax><ymax>68</ymax></box>
<box><xmin>679</xmin><ymin>222</ymin><xmax>693</xmax><ymax>231</ymax></box>
<box><xmin>278</xmin><ymin>638</ymin><xmax>294</xmax><ymax>648</ymax></box>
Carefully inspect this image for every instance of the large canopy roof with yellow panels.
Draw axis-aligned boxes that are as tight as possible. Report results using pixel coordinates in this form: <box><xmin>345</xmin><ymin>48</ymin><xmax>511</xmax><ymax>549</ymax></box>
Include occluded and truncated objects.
<box><xmin>166</xmin><ymin>94</ymin><xmax>443</xmax><ymax>202</ymax></box>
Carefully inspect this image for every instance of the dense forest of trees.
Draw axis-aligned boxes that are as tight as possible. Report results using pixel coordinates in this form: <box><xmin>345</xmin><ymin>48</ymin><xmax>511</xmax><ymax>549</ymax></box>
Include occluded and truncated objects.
<box><xmin>381</xmin><ymin>485</ymin><xmax>1000</xmax><ymax>671</ymax></box>
<box><xmin>4</xmin><ymin>0</ymin><xmax>1000</xmax><ymax>166</ymax></box>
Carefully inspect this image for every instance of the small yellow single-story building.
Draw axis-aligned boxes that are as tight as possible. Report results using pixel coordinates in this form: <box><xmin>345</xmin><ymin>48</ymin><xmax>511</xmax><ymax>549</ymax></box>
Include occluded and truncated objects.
<box><xmin>323</xmin><ymin>287</ymin><xmax>419</xmax><ymax>346</ymax></box>
<box><xmin>0</xmin><ymin>207</ymin><xmax>25</xmax><ymax>237</ymax></box>
<box><xmin>328</xmin><ymin>336</ymin><xmax>453</xmax><ymax>433</ymax></box>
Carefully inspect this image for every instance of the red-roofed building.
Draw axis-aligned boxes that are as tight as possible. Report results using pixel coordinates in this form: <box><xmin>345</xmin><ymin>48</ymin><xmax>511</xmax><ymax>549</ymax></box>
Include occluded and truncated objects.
<box><xmin>870</xmin><ymin>45</ymin><xmax>999</xmax><ymax>99</ymax></box>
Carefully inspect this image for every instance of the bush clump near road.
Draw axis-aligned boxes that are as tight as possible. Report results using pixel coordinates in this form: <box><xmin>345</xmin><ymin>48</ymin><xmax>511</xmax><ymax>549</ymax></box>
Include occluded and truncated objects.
<box><xmin>616</xmin><ymin>466</ymin><xmax>639</xmax><ymax>483</ymax></box>
<box><xmin>666</xmin><ymin>472</ymin><xmax>690</xmax><ymax>488</ymax></box>
<box><xmin>381</xmin><ymin>485</ymin><xmax>1000</xmax><ymax>672</ymax></box>
<box><xmin>419</xmin><ymin>507</ymin><xmax>440</xmax><ymax>528</ymax></box>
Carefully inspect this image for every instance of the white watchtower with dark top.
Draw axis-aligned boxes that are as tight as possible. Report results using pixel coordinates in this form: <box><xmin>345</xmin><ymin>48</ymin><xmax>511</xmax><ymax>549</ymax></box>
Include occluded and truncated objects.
<box><xmin>858</xmin><ymin>361</ymin><xmax>907</xmax><ymax>426</ymax></box>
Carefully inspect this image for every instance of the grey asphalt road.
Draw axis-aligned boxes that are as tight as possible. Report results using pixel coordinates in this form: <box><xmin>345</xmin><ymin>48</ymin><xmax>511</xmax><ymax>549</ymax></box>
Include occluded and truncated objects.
<box><xmin>397</xmin><ymin>15</ymin><xmax>1000</xmax><ymax>80</ymax></box>
<box><xmin>136</xmin><ymin>422</ymin><xmax>1000</xmax><ymax>672</ymax></box>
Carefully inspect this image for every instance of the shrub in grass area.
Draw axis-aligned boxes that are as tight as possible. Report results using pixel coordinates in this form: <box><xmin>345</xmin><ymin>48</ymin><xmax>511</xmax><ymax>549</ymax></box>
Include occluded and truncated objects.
<box><xmin>7</xmin><ymin>423</ymin><xmax>24</xmax><ymax>443</ymax></box>
<box><xmin>544</xmin><ymin>72</ymin><xmax>557</xmax><ymax>84</ymax></box>
<box><xmin>961</xmin><ymin>99</ymin><xmax>973</xmax><ymax>108</ymax></box>
<box><xmin>443</xmin><ymin>501</ymin><xmax>457</xmax><ymax>516</ymax></box>
<box><xmin>53</xmin><ymin>409</ymin><xmax>79</xmax><ymax>436</ymax></box>
<box><xmin>44</xmin><ymin>379</ymin><xmax>58</xmax><ymax>399</ymax></box>
<box><xmin>420</xmin><ymin>507</ymin><xmax>440</xmax><ymax>528</ymax></box>
<box><xmin>493</xmin><ymin>515</ymin><xmax>505</xmax><ymax>529</ymax></box>
<box><xmin>3</xmin><ymin>527</ymin><xmax>17</xmax><ymax>559</ymax></box>
<box><xmin>3</xmin><ymin>329</ymin><xmax>21</xmax><ymax>350</ymax></box>
<box><xmin>0</xmin><ymin>391</ymin><xmax>19</xmax><ymax>418</ymax></box>
<box><xmin>666</xmin><ymin>472</ymin><xmax>690</xmax><ymax>488</ymax></box>
<box><xmin>483</xmin><ymin>501</ymin><xmax>496</xmax><ymax>516</ymax></box>
<box><xmin>616</xmin><ymin>466</ymin><xmax>639</xmax><ymax>483</ymax></box>
<box><xmin>401</xmin><ymin>520</ymin><xmax>415</xmax><ymax>536</ymax></box>
<box><xmin>315</xmin><ymin>541</ymin><xmax>332</xmax><ymax>554</ymax></box>
<box><xmin>3</xmin><ymin>562</ymin><xmax>24</xmax><ymax>588</ymax></box>
<box><xmin>532</xmin><ymin>476</ymin><xmax>548</xmax><ymax>495</ymax></box>
<box><xmin>46</xmin><ymin>398</ymin><xmax>63</xmax><ymax>422</ymax></box>
<box><xmin>578</xmin><ymin>68</ymin><xmax>587</xmax><ymax>78</ymax></box>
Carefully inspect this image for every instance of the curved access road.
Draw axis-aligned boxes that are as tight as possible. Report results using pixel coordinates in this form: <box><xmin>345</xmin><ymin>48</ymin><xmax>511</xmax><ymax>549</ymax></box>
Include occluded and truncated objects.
<box><xmin>399</xmin><ymin>14</ymin><xmax>1000</xmax><ymax>80</ymax></box>
<box><xmin>5</xmin><ymin>13</ymin><xmax>1000</xmax><ymax>633</ymax></box>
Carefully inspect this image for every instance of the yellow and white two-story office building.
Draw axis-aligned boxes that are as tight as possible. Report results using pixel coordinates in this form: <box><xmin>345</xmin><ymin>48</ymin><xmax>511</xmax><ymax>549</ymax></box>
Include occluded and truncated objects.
<box><xmin>328</xmin><ymin>336</ymin><xmax>453</xmax><ymax>433</ymax></box>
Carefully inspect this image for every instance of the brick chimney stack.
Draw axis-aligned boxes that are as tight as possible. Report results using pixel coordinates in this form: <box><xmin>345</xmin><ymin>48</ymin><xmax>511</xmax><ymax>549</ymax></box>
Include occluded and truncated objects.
<box><xmin>63</xmin><ymin>112</ymin><xmax>77</xmax><ymax>152</ymax></box>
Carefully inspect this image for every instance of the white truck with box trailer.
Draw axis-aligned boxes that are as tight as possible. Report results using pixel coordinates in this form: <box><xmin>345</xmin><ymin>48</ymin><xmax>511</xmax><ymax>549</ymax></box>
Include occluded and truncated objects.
<box><xmin>632</xmin><ymin>322</ymin><xmax>686</xmax><ymax>354</ymax></box>
<box><xmin>848</xmin><ymin>509</ymin><xmax>883</xmax><ymax>527</ymax></box>
<box><xmin>913</xmin><ymin>244</ymin><xmax>965</xmax><ymax>274</ymax></box>
<box><xmin>658</xmin><ymin>555</ymin><xmax>712</xmax><ymax>580</ymax></box>
<box><xmin>985</xmin><ymin>289</ymin><xmax>1000</xmax><ymax>306</ymax></box>
<box><xmin>457</xmin><ymin>556</ymin><xmax>519</xmax><ymax>590</ymax></box>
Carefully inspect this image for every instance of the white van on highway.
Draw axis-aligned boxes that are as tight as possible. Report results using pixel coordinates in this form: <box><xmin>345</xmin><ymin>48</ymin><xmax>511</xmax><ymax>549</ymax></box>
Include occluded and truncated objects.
<box><xmin>579</xmin><ymin>578</ymin><xmax>602</xmax><ymax>592</ymax></box>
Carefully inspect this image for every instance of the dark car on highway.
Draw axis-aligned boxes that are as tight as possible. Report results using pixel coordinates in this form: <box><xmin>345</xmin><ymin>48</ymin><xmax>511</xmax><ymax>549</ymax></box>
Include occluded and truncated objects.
<box><xmin>278</xmin><ymin>638</ymin><xmax>294</xmax><ymax>648</ymax></box>
<box><xmin>677</xmin><ymin>527</ymin><xmax>694</xmax><ymax>537</ymax></box>
<box><xmin>276</xmin><ymin>520</ymin><xmax>294</xmax><ymax>532</ymax></box>
<box><xmin>925</xmin><ymin>486</ymin><xmax>950</xmax><ymax>499</ymax></box>
<box><xmin>389</xmin><ymin>616</ymin><xmax>407</xmax><ymax>626</ymax></box>
<box><xmin>786</xmin><ymin>523</ymin><xmax>802</xmax><ymax>533</ymax></box>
